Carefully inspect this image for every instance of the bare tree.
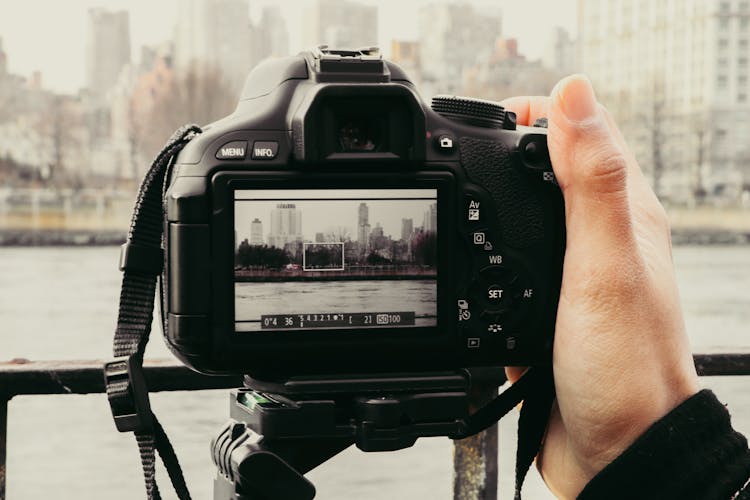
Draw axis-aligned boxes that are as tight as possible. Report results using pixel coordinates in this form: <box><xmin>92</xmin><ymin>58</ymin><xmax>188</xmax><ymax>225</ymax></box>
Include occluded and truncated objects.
<box><xmin>630</xmin><ymin>75</ymin><xmax>667</xmax><ymax>201</ymax></box>
<box><xmin>33</xmin><ymin>94</ymin><xmax>83</xmax><ymax>186</ymax></box>
<box><xmin>649</xmin><ymin>77</ymin><xmax>666</xmax><ymax>200</ymax></box>
<box><xmin>690</xmin><ymin>112</ymin><xmax>711</xmax><ymax>205</ymax></box>
<box><xmin>325</xmin><ymin>226</ymin><xmax>352</xmax><ymax>242</ymax></box>
<box><xmin>461</xmin><ymin>63</ymin><xmax>562</xmax><ymax>102</ymax></box>
<box><xmin>135</xmin><ymin>65</ymin><xmax>237</xmax><ymax>163</ymax></box>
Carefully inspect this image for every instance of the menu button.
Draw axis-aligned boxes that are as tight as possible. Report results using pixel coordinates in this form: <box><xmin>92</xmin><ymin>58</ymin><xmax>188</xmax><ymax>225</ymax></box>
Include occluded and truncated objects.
<box><xmin>216</xmin><ymin>141</ymin><xmax>247</xmax><ymax>160</ymax></box>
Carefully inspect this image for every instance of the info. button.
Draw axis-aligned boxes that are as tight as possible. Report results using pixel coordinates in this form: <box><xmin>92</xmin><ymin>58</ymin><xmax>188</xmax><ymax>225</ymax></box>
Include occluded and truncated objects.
<box><xmin>252</xmin><ymin>140</ymin><xmax>279</xmax><ymax>160</ymax></box>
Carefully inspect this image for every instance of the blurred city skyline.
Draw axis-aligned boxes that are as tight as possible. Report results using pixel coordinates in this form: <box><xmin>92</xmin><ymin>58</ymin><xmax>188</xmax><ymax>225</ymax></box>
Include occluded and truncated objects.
<box><xmin>0</xmin><ymin>0</ymin><xmax>749</xmax><ymax>247</ymax></box>
<box><xmin>0</xmin><ymin>0</ymin><xmax>576</xmax><ymax>94</ymax></box>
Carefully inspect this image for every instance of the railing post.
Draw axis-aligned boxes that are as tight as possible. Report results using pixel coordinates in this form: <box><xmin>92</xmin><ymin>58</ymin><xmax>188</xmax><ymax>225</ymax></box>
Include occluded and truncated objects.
<box><xmin>1</xmin><ymin>395</ymin><xmax>8</xmax><ymax>500</ymax></box>
<box><xmin>453</xmin><ymin>385</ymin><xmax>498</xmax><ymax>500</ymax></box>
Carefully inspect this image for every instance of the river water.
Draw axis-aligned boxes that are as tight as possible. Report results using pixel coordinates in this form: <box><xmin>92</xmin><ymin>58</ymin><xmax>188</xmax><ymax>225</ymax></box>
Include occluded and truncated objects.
<box><xmin>1</xmin><ymin>246</ymin><xmax>748</xmax><ymax>499</ymax></box>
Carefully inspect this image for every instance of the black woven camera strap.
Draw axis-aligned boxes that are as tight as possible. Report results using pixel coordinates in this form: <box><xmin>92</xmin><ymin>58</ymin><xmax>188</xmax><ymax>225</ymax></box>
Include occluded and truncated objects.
<box><xmin>104</xmin><ymin>124</ymin><xmax>202</xmax><ymax>500</ymax></box>
<box><xmin>104</xmin><ymin>123</ymin><xmax>555</xmax><ymax>500</ymax></box>
<box><xmin>455</xmin><ymin>365</ymin><xmax>555</xmax><ymax>500</ymax></box>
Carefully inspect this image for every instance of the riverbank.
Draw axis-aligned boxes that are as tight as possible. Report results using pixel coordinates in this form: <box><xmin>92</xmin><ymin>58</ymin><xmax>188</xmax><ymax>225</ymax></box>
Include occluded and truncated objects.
<box><xmin>235</xmin><ymin>266</ymin><xmax>437</xmax><ymax>281</ymax></box>
<box><xmin>0</xmin><ymin>229</ymin><xmax>126</xmax><ymax>246</ymax></box>
<box><xmin>1</xmin><ymin>205</ymin><xmax>749</xmax><ymax>246</ymax></box>
<box><xmin>1</xmin><ymin>227</ymin><xmax>748</xmax><ymax>246</ymax></box>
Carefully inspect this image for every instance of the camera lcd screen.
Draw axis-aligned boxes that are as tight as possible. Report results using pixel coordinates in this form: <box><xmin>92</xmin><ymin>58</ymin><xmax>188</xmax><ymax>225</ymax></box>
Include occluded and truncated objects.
<box><xmin>234</xmin><ymin>189</ymin><xmax>438</xmax><ymax>332</ymax></box>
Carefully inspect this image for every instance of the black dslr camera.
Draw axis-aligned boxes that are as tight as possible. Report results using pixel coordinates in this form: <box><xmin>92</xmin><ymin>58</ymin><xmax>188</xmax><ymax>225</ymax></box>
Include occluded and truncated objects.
<box><xmin>164</xmin><ymin>46</ymin><xmax>565</xmax><ymax>380</ymax></box>
<box><xmin>109</xmin><ymin>47</ymin><xmax>566</xmax><ymax>499</ymax></box>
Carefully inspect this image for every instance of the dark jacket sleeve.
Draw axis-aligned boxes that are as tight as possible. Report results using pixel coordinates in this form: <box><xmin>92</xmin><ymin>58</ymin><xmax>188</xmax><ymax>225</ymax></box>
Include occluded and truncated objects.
<box><xmin>578</xmin><ymin>389</ymin><xmax>750</xmax><ymax>500</ymax></box>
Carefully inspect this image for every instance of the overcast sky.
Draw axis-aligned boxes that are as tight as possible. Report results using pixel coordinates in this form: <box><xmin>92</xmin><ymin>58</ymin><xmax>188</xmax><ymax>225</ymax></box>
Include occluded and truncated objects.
<box><xmin>0</xmin><ymin>0</ymin><xmax>577</xmax><ymax>94</ymax></box>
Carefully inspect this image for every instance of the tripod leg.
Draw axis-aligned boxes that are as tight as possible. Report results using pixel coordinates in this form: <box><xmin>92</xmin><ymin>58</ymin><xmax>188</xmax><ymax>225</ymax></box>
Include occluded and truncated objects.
<box><xmin>236</xmin><ymin>449</ymin><xmax>316</xmax><ymax>500</ymax></box>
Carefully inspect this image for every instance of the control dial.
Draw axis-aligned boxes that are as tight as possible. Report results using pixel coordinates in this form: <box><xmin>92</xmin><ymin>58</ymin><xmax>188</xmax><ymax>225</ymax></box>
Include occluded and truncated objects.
<box><xmin>432</xmin><ymin>95</ymin><xmax>516</xmax><ymax>130</ymax></box>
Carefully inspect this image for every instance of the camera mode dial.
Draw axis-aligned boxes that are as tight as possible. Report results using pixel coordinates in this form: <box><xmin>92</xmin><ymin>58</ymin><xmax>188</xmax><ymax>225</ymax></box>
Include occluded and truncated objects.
<box><xmin>432</xmin><ymin>95</ymin><xmax>516</xmax><ymax>130</ymax></box>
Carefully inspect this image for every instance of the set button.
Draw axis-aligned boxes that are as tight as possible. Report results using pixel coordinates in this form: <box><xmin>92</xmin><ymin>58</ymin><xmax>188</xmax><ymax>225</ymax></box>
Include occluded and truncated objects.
<box><xmin>474</xmin><ymin>265</ymin><xmax>517</xmax><ymax>314</ymax></box>
<box><xmin>469</xmin><ymin>263</ymin><xmax>536</xmax><ymax>334</ymax></box>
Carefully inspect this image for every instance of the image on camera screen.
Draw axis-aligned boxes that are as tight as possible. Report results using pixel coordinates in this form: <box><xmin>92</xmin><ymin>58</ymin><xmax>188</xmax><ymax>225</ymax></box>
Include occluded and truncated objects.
<box><xmin>234</xmin><ymin>189</ymin><xmax>438</xmax><ymax>332</ymax></box>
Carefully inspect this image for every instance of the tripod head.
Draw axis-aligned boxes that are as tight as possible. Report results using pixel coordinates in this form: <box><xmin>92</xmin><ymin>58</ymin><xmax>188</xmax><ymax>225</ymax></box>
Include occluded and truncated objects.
<box><xmin>211</xmin><ymin>369</ymin><xmax>505</xmax><ymax>500</ymax></box>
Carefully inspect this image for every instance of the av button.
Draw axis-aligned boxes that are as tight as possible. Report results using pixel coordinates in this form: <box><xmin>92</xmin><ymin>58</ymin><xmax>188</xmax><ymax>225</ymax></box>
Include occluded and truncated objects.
<box><xmin>216</xmin><ymin>141</ymin><xmax>247</xmax><ymax>160</ymax></box>
<box><xmin>251</xmin><ymin>141</ymin><xmax>279</xmax><ymax>160</ymax></box>
<box><xmin>464</xmin><ymin>194</ymin><xmax>482</xmax><ymax>222</ymax></box>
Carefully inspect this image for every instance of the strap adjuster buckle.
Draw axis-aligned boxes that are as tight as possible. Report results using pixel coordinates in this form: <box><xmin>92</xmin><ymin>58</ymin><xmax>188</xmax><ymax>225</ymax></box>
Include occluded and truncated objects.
<box><xmin>119</xmin><ymin>241</ymin><xmax>164</xmax><ymax>275</ymax></box>
<box><xmin>104</xmin><ymin>355</ymin><xmax>152</xmax><ymax>433</ymax></box>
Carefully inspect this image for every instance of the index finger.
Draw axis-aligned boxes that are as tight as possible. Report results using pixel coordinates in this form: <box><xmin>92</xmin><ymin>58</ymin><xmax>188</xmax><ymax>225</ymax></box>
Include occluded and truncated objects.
<box><xmin>499</xmin><ymin>96</ymin><xmax>550</xmax><ymax>127</ymax></box>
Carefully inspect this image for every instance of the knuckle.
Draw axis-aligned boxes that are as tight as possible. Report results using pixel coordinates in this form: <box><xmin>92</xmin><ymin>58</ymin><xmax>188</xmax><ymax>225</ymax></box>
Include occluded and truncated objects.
<box><xmin>578</xmin><ymin>144</ymin><xmax>629</xmax><ymax>193</ymax></box>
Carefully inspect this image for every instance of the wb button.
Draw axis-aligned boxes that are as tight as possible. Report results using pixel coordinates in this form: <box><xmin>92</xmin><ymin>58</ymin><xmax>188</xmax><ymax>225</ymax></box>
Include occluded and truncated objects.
<box><xmin>251</xmin><ymin>141</ymin><xmax>279</xmax><ymax>160</ymax></box>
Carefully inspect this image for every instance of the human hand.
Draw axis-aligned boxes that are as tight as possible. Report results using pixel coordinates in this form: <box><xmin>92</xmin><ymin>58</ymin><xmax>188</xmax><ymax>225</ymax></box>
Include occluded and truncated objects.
<box><xmin>501</xmin><ymin>75</ymin><xmax>701</xmax><ymax>498</ymax></box>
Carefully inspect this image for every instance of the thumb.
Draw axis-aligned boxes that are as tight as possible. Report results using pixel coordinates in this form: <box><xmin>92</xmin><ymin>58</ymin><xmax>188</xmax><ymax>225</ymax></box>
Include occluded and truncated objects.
<box><xmin>547</xmin><ymin>75</ymin><xmax>633</xmax><ymax>243</ymax></box>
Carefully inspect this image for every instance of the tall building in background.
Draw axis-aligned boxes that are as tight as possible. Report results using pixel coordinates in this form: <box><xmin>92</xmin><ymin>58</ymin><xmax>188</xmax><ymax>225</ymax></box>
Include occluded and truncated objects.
<box><xmin>417</xmin><ymin>2</ymin><xmax>502</xmax><ymax>96</ymax></box>
<box><xmin>579</xmin><ymin>0</ymin><xmax>750</xmax><ymax>203</ymax></box>
<box><xmin>401</xmin><ymin>218</ymin><xmax>414</xmax><ymax>241</ymax></box>
<box><xmin>0</xmin><ymin>37</ymin><xmax>7</xmax><ymax>77</ymax></box>
<box><xmin>463</xmin><ymin>38</ymin><xmax>562</xmax><ymax>99</ymax></box>
<box><xmin>85</xmin><ymin>9</ymin><xmax>131</xmax><ymax>95</ymax></box>
<box><xmin>357</xmin><ymin>202</ymin><xmax>371</xmax><ymax>252</ymax></box>
<box><xmin>304</xmin><ymin>0</ymin><xmax>378</xmax><ymax>49</ymax></box>
<box><xmin>267</xmin><ymin>203</ymin><xmax>302</xmax><ymax>249</ymax></box>
<box><xmin>252</xmin><ymin>6</ymin><xmax>290</xmax><ymax>62</ymax></box>
<box><xmin>391</xmin><ymin>40</ymin><xmax>421</xmax><ymax>87</ymax></box>
<box><xmin>250</xmin><ymin>218</ymin><xmax>263</xmax><ymax>245</ymax></box>
<box><xmin>423</xmin><ymin>203</ymin><xmax>437</xmax><ymax>233</ymax></box>
<box><xmin>543</xmin><ymin>27</ymin><xmax>579</xmax><ymax>75</ymax></box>
<box><xmin>174</xmin><ymin>0</ymin><xmax>253</xmax><ymax>90</ymax></box>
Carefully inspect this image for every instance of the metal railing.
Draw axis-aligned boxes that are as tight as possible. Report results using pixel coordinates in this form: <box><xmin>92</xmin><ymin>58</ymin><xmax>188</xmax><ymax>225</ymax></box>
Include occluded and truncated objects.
<box><xmin>1</xmin><ymin>354</ymin><xmax>749</xmax><ymax>500</ymax></box>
